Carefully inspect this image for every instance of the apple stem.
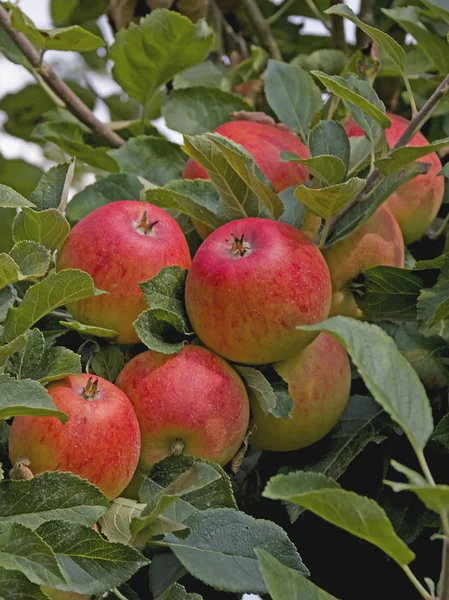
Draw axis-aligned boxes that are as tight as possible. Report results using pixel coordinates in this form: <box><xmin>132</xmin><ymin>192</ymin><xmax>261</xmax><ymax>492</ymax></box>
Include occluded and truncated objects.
<box><xmin>170</xmin><ymin>438</ymin><xmax>185</xmax><ymax>457</ymax></box>
<box><xmin>229</xmin><ymin>233</ymin><xmax>250</xmax><ymax>257</ymax></box>
<box><xmin>81</xmin><ymin>377</ymin><xmax>100</xmax><ymax>400</ymax></box>
<box><xmin>137</xmin><ymin>212</ymin><xmax>159</xmax><ymax>235</ymax></box>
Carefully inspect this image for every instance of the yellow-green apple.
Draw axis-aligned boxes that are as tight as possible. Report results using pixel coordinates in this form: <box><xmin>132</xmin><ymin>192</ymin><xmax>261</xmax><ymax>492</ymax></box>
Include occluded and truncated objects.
<box><xmin>183</xmin><ymin>120</ymin><xmax>321</xmax><ymax>240</ymax></box>
<box><xmin>185</xmin><ymin>217</ymin><xmax>332</xmax><ymax>365</ymax></box>
<box><xmin>322</xmin><ymin>204</ymin><xmax>404</xmax><ymax>319</ymax></box>
<box><xmin>250</xmin><ymin>333</ymin><xmax>351</xmax><ymax>451</ymax></box>
<box><xmin>9</xmin><ymin>374</ymin><xmax>141</xmax><ymax>500</ymax></box>
<box><xmin>41</xmin><ymin>590</ymin><xmax>89</xmax><ymax>600</ymax></box>
<box><xmin>346</xmin><ymin>113</ymin><xmax>444</xmax><ymax>243</ymax></box>
<box><xmin>57</xmin><ymin>201</ymin><xmax>191</xmax><ymax>343</ymax></box>
<box><xmin>115</xmin><ymin>346</ymin><xmax>249</xmax><ymax>477</ymax></box>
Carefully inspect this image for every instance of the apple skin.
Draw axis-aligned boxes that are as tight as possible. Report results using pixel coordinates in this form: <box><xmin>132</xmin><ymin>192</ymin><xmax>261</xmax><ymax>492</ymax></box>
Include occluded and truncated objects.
<box><xmin>322</xmin><ymin>204</ymin><xmax>405</xmax><ymax>319</ymax></box>
<box><xmin>9</xmin><ymin>374</ymin><xmax>141</xmax><ymax>500</ymax></box>
<box><xmin>184</xmin><ymin>217</ymin><xmax>332</xmax><ymax>365</ymax></box>
<box><xmin>183</xmin><ymin>120</ymin><xmax>321</xmax><ymax>240</ymax></box>
<box><xmin>57</xmin><ymin>200</ymin><xmax>191</xmax><ymax>344</ymax></box>
<box><xmin>250</xmin><ymin>333</ymin><xmax>351</xmax><ymax>451</ymax></box>
<box><xmin>115</xmin><ymin>346</ymin><xmax>250</xmax><ymax>474</ymax></box>
<box><xmin>41</xmin><ymin>588</ymin><xmax>89</xmax><ymax>600</ymax></box>
<box><xmin>346</xmin><ymin>113</ymin><xmax>444</xmax><ymax>243</ymax></box>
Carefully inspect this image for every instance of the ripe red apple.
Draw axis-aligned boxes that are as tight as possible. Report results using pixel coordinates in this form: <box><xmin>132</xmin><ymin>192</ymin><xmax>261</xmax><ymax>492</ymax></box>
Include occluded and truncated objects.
<box><xmin>322</xmin><ymin>204</ymin><xmax>404</xmax><ymax>319</ymax></box>
<box><xmin>183</xmin><ymin>120</ymin><xmax>321</xmax><ymax>240</ymax></box>
<box><xmin>184</xmin><ymin>217</ymin><xmax>332</xmax><ymax>365</ymax></box>
<box><xmin>346</xmin><ymin>113</ymin><xmax>444</xmax><ymax>243</ymax></box>
<box><xmin>250</xmin><ymin>333</ymin><xmax>351</xmax><ymax>451</ymax></box>
<box><xmin>57</xmin><ymin>201</ymin><xmax>191</xmax><ymax>344</ymax></box>
<box><xmin>9</xmin><ymin>374</ymin><xmax>141</xmax><ymax>500</ymax></box>
<box><xmin>115</xmin><ymin>346</ymin><xmax>250</xmax><ymax>474</ymax></box>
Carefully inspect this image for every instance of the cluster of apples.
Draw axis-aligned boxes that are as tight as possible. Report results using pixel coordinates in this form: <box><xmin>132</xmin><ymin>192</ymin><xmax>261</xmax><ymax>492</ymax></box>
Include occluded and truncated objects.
<box><xmin>9</xmin><ymin>116</ymin><xmax>443</xmax><ymax>504</ymax></box>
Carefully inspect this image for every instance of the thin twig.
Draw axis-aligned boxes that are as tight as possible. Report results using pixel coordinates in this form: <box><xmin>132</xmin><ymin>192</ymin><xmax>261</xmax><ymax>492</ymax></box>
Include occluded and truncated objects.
<box><xmin>317</xmin><ymin>71</ymin><xmax>449</xmax><ymax>244</ymax></box>
<box><xmin>401</xmin><ymin>565</ymin><xmax>432</xmax><ymax>600</ymax></box>
<box><xmin>0</xmin><ymin>3</ymin><xmax>125</xmax><ymax>148</ymax></box>
<box><xmin>241</xmin><ymin>0</ymin><xmax>282</xmax><ymax>60</ymax></box>
<box><xmin>356</xmin><ymin>0</ymin><xmax>375</xmax><ymax>47</ymax></box>
<box><xmin>330</xmin><ymin>0</ymin><xmax>348</xmax><ymax>53</ymax></box>
<box><xmin>209</xmin><ymin>0</ymin><xmax>248</xmax><ymax>58</ymax></box>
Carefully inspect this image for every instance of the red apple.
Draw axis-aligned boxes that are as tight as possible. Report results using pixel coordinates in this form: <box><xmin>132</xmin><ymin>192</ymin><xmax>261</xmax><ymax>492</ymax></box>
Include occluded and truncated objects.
<box><xmin>184</xmin><ymin>217</ymin><xmax>332</xmax><ymax>365</ymax></box>
<box><xmin>250</xmin><ymin>333</ymin><xmax>351</xmax><ymax>451</ymax></box>
<box><xmin>322</xmin><ymin>204</ymin><xmax>404</xmax><ymax>319</ymax></box>
<box><xmin>346</xmin><ymin>113</ymin><xmax>444</xmax><ymax>243</ymax></box>
<box><xmin>183</xmin><ymin>120</ymin><xmax>321</xmax><ymax>240</ymax></box>
<box><xmin>57</xmin><ymin>201</ymin><xmax>191</xmax><ymax>344</ymax></box>
<box><xmin>115</xmin><ymin>346</ymin><xmax>250</xmax><ymax>473</ymax></box>
<box><xmin>9</xmin><ymin>374</ymin><xmax>141</xmax><ymax>500</ymax></box>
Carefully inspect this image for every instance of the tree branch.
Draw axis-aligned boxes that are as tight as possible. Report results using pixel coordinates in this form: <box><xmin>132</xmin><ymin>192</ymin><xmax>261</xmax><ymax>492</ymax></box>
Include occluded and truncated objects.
<box><xmin>241</xmin><ymin>0</ymin><xmax>282</xmax><ymax>61</ymax></box>
<box><xmin>0</xmin><ymin>3</ymin><xmax>125</xmax><ymax>148</ymax></box>
<box><xmin>330</xmin><ymin>0</ymin><xmax>348</xmax><ymax>53</ymax></box>
<box><xmin>356</xmin><ymin>0</ymin><xmax>375</xmax><ymax>48</ymax></box>
<box><xmin>318</xmin><ymin>71</ymin><xmax>449</xmax><ymax>245</ymax></box>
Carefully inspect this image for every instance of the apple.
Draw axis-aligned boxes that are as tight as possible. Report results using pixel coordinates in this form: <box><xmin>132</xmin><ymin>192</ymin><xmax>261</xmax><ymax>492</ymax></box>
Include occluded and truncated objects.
<box><xmin>183</xmin><ymin>119</ymin><xmax>321</xmax><ymax>240</ymax></box>
<box><xmin>115</xmin><ymin>346</ymin><xmax>250</xmax><ymax>475</ymax></box>
<box><xmin>250</xmin><ymin>333</ymin><xmax>351</xmax><ymax>451</ymax></box>
<box><xmin>184</xmin><ymin>217</ymin><xmax>332</xmax><ymax>365</ymax></box>
<box><xmin>57</xmin><ymin>201</ymin><xmax>191</xmax><ymax>344</ymax></box>
<box><xmin>9</xmin><ymin>374</ymin><xmax>141</xmax><ymax>500</ymax></box>
<box><xmin>322</xmin><ymin>204</ymin><xmax>404</xmax><ymax>319</ymax></box>
<box><xmin>346</xmin><ymin>113</ymin><xmax>444</xmax><ymax>243</ymax></box>
<box><xmin>41</xmin><ymin>589</ymin><xmax>89</xmax><ymax>600</ymax></box>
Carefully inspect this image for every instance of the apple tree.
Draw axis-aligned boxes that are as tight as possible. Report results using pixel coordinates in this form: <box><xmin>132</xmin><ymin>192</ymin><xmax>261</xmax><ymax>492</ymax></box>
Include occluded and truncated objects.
<box><xmin>0</xmin><ymin>1</ymin><xmax>449</xmax><ymax>599</ymax></box>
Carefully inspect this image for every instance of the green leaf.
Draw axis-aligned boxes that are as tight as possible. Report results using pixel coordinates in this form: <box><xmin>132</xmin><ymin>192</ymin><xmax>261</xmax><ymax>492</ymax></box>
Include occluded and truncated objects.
<box><xmin>0</xmin><ymin>26</ymin><xmax>32</xmax><ymax>70</ymax></box>
<box><xmin>0</xmin><ymin>471</ymin><xmax>109</xmax><ymax>530</ymax></box>
<box><xmin>66</xmin><ymin>174</ymin><xmax>143</xmax><ymax>224</ymax></box>
<box><xmin>133</xmin><ymin>310</ymin><xmax>185</xmax><ymax>355</ymax></box>
<box><xmin>432</xmin><ymin>413</ymin><xmax>449</xmax><ymax>449</ymax></box>
<box><xmin>383</xmin><ymin>7</ymin><xmax>449</xmax><ymax>75</ymax></box>
<box><xmin>420</xmin><ymin>0</ymin><xmax>449</xmax><ymax>24</ymax></box>
<box><xmin>235</xmin><ymin>366</ymin><xmax>292</xmax><ymax>419</ymax></box>
<box><xmin>325</xmin><ymin>4</ymin><xmax>406</xmax><ymax>71</ymax></box>
<box><xmin>0</xmin><ymin>374</ymin><xmax>67</xmax><ymax>422</ymax></box>
<box><xmin>2</xmin><ymin>269</ymin><xmax>103</xmax><ymax>343</ymax></box>
<box><xmin>341</xmin><ymin>75</ymin><xmax>387</xmax><ymax>143</ymax></box>
<box><xmin>13</xmin><ymin>208</ymin><xmax>70</xmax><ymax>253</ymax></box>
<box><xmin>292</xmin><ymin>48</ymin><xmax>347</xmax><ymax>76</ymax></box>
<box><xmin>0</xmin><ymin>336</ymin><xmax>27</xmax><ymax>367</ymax></box>
<box><xmin>147</xmin><ymin>455</ymin><xmax>237</xmax><ymax>511</ymax></box>
<box><xmin>309</xmin><ymin>120</ymin><xmax>350</xmax><ymax>175</ymax></box>
<box><xmin>33</xmin><ymin>122</ymin><xmax>119</xmax><ymax>172</ymax></box>
<box><xmin>326</xmin><ymin>162</ymin><xmax>428</xmax><ymax>246</ymax></box>
<box><xmin>278</xmin><ymin>187</ymin><xmax>306</xmax><ymax>229</ymax></box>
<box><xmin>157</xmin><ymin>583</ymin><xmax>203</xmax><ymax>600</ymax></box>
<box><xmin>0</xmin><ymin>287</ymin><xmax>16</xmax><ymax>322</ymax></box>
<box><xmin>281</xmin><ymin>153</ymin><xmax>346</xmax><ymax>186</ymax></box>
<box><xmin>256</xmin><ymin>548</ymin><xmax>339</xmax><ymax>600</ymax></box>
<box><xmin>294</xmin><ymin>177</ymin><xmax>365</xmax><ymax>220</ymax></box>
<box><xmin>110</xmin><ymin>137</ymin><xmax>186</xmax><ymax>186</ymax></box>
<box><xmin>348</xmin><ymin>134</ymin><xmax>387</xmax><ymax>177</ymax></box>
<box><xmin>263</xmin><ymin>472</ymin><xmax>414</xmax><ymax>566</ymax></box>
<box><xmin>0</xmin><ymin>158</ymin><xmax>43</xmax><ymax>199</ymax></box>
<box><xmin>100</xmin><ymin>497</ymin><xmax>147</xmax><ymax>545</ymax></box>
<box><xmin>145</xmin><ymin>180</ymin><xmax>224</xmax><ymax>231</ymax></box>
<box><xmin>0</xmin><ymin>242</ymin><xmax>50</xmax><ymax>291</ymax></box>
<box><xmin>173</xmin><ymin>60</ymin><xmax>226</xmax><ymax>90</ymax></box>
<box><xmin>51</xmin><ymin>0</ymin><xmax>108</xmax><ymax>26</ymax></box>
<box><xmin>90</xmin><ymin>345</ymin><xmax>124</xmax><ymax>383</ymax></box>
<box><xmin>300</xmin><ymin>317</ymin><xmax>433</xmax><ymax>453</ymax></box>
<box><xmin>59</xmin><ymin>320</ymin><xmax>119</xmax><ymax>339</ymax></box>
<box><xmin>384</xmin><ymin>461</ymin><xmax>449</xmax><ymax>514</ymax></box>
<box><xmin>0</xmin><ymin>256</ymin><xmax>20</xmax><ymax>292</ymax></box>
<box><xmin>183</xmin><ymin>133</ymin><xmax>283</xmax><ymax>220</ymax></box>
<box><xmin>0</xmin><ymin>567</ymin><xmax>49</xmax><ymax>600</ymax></box>
<box><xmin>222</xmin><ymin>45</ymin><xmax>268</xmax><ymax>92</ymax></box>
<box><xmin>111</xmin><ymin>9</ymin><xmax>214</xmax><ymax>105</ymax></box>
<box><xmin>356</xmin><ymin>266</ymin><xmax>424</xmax><ymax>322</ymax></box>
<box><xmin>0</xmin><ymin>208</ymin><xmax>15</xmax><ymax>254</ymax></box>
<box><xmin>0</xmin><ymin>185</ymin><xmax>35</xmax><ymax>209</ymax></box>
<box><xmin>0</xmin><ymin>522</ymin><xmax>65</xmax><ymax>587</ymax></box>
<box><xmin>9</xmin><ymin>6</ymin><xmax>105</xmax><ymax>52</ymax></box>
<box><xmin>312</xmin><ymin>72</ymin><xmax>390</xmax><ymax>130</ymax></box>
<box><xmin>30</xmin><ymin>163</ymin><xmax>72</xmax><ymax>211</ymax></box>
<box><xmin>162</xmin><ymin>87</ymin><xmax>252</xmax><ymax>135</ymax></box>
<box><xmin>375</xmin><ymin>138</ymin><xmax>449</xmax><ymax>176</ymax></box>
<box><xmin>264</xmin><ymin>60</ymin><xmax>323</xmax><ymax>142</ymax></box>
<box><xmin>36</xmin><ymin>521</ymin><xmax>149</xmax><ymax>594</ymax></box>
<box><xmin>166</xmin><ymin>508</ymin><xmax>308</xmax><ymax>594</ymax></box>
<box><xmin>418</xmin><ymin>279</ymin><xmax>449</xmax><ymax>339</ymax></box>
<box><xmin>149</xmin><ymin>553</ymin><xmax>186</xmax><ymax>598</ymax></box>
<box><xmin>139</xmin><ymin>267</ymin><xmax>192</xmax><ymax>336</ymax></box>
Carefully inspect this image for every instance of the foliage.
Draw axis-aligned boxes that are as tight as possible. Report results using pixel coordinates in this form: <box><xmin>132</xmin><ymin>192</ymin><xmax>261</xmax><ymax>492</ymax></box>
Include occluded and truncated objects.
<box><xmin>0</xmin><ymin>1</ymin><xmax>449</xmax><ymax>599</ymax></box>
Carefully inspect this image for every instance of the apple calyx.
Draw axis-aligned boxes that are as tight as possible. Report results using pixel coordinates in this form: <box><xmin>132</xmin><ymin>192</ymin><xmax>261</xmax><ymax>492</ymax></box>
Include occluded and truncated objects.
<box><xmin>137</xmin><ymin>211</ymin><xmax>159</xmax><ymax>235</ymax></box>
<box><xmin>9</xmin><ymin>455</ymin><xmax>34</xmax><ymax>480</ymax></box>
<box><xmin>169</xmin><ymin>438</ymin><xmax>185</xmax><ymax>456</ymax></box>
<box><xmin>81</xmin><ymin>377</ymin><xmax>100</xmax><ymax>400</ymax></box>
<box><xmin>229</xmin><ymin>233</ymin><xmax>250</xmax><ymax>257</ymax></box>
